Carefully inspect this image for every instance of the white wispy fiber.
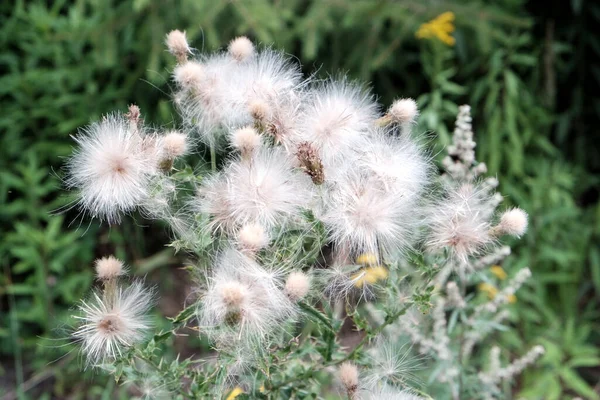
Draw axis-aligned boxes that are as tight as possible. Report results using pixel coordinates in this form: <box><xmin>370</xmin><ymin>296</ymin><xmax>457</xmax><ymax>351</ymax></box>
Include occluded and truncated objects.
<box><xmin>197</xmin><ymin>146</ymin><xmax>312</xmax><ymax>232</ymax></box>
<box><xmin>317</xmin><ymin>128</ymin><xmax>429</xmax><ymax>259</ymax></box>
<box><xmin>360</xmin><ymin>385</ymin><xmax>424</xmax><ymax>400</ymax></box>
<box><xmin>66</xmin><ymin>113</ymin><xmax>162</xmax><ymax>223</ymax></box>
<box><xmin>228</xmin><ymin>36</ymin><xmax>255</xmax><ymax>62</ymax></box>
<box><xmin>198</xmin><ymin>249</ymin><xmax>295</xmax><ymax>341</ymax></box>
<box><xmin>297</xmin><ymin>79</ymin><xmax>379</xmax><ymax>169</ymax></box>
<box><xmin>321</xmin><ymin>167</ymin><xmax>420</xmax><ymax>259</ymax></box>
<box><xmin>94</xmin><ymin>255</ymin><xmax>126</xmax><ymax>280</ymax></box>
<box><xmin>175</xmin><ymin>47</ymin><xmax>302</xmax><ymax>148</ymax></box>
<box><xmin>73</xmin><ymin>281</ymin><xmax>154</xmax><ymax>366</ymax></box>
<box><xmin>284</xmin><ymin>271</ymin><xmax>311</xmax><ymax>301</ymax></box>
<box><xmin>356</xmin><ymin>128</ymin><xmax>430</xmax><ymax>196</ymax></box>
<box><xmin>496</xmin><ymin>207</ymin><xmax>528</xmax><ymax>237</ymax></box>
<box><xmin>426</xmin><ymin>183</ymin><xmax>496</xmax><ymax>265</ymax></box>
<box><xmin>236</xmin><ymin>222</ymin><xmax>270</xmax><ymax>254</ymax></box>
<box><xmin>387</xmin><ymin>98</ymin><xmax>419</xmax><ymax>124</ymax></box>
<box><xmin>362</xmin><ymin>341</ymin><xmax>423</xmax><ymax>390</ymax></box>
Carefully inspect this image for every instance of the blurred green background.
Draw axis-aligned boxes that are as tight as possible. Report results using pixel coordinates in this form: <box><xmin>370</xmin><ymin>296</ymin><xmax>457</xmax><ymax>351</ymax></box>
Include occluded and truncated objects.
<box><xmin>1</xmin><ymin>0</ymin><xmax>599</xmax><ymax>398</ymax></box>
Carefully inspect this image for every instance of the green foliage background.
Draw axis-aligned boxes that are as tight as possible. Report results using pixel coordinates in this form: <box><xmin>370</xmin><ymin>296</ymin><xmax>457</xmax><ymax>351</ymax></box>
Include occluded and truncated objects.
<box><xmin>0</xmin><ymin>0</ymin><xmax>598</xmax><ymax>398</ymax></box>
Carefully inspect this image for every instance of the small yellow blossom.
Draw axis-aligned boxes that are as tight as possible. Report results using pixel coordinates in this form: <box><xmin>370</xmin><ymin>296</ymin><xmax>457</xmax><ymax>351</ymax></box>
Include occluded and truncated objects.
<box><xmin>478</xmin><ymin>282</ymin><xmax>517</xmax><ymax>303</ymax></box>
<box><xmin>356</xmin><ymin>253</ymin><xmax>378</xmax><ymax>266</ymax></box>
<box><xmin>226</xmin><ymin>387</ymin><xmax>244</xmax><ymax>400</ymax></box>
<box><xmin>352</xmin><ymin>265</ymin><xmax>388</xmax><ymax>288</ymax></box>
<box><xmin>416</xmin><ymin>11</ymin><xmax>456</xmax><ymax>46</ymax></box>
<box><xmin>490</xmin><ymin>265</ymin><xmax>507</xmax><ymax>280</ymax></box>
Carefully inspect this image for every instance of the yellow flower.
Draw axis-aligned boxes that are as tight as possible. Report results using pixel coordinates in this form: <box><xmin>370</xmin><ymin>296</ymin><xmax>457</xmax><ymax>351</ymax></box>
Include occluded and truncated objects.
<box><xmin>490</xmin><ymin>265</ymin><xmax>507</xmax><ymax>280</ymax></box>
<box><xmin>356</xmin><ymin>253</ymin><xmax>378</xmax><ymax>266</ymax></box>
<box><xmin>416</xmin><ymin>11</ymin><xmax>456</xmax><ymax>46</ymax></box>
<box><xmin>226</xmin><ymin>387</ymin><xmax>244</xmax><ymax>400</ymax></box>
<box><xmin>478</xmin><ymin>282</ymin><xmax>517</xmax><ymax>303</ymax></box>
<box><xmin>352</xmin><ymin>265</ymin><xmax>388</xmax><ymax>288</ymax></box>
<box><xmin>478</xmin><ymin>282</ymin><xmax>498</xmax><ymax>299</ymax></box>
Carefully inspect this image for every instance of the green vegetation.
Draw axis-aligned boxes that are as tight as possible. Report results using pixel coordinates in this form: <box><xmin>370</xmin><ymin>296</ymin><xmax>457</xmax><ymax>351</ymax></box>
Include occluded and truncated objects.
<box><xmin>1</xmin><ymin>0</ymin><xmax>598</xmax><ymax>398</ymax></box>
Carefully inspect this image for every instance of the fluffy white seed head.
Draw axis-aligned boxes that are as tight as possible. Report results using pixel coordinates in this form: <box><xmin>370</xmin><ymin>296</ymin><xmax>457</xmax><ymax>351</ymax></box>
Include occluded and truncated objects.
<box><xmin>388</xmin><ymin>98</ymin><xmax>419</xmax><ymax>123</ymax></box>
<box><xmin>228</xmin><ymin>36</ymin><xmax>255</xmax><ymax>62</ymax></box>
<box><xmin>73</xmin><ymin>281</ymin><xmax>154</xmax><ymax>366</ymax></box>
<box><xmin>298</xmin><ymin>79</ymin><xmax>378</xmax><ymax>168</ymax></box>
<box><xmin>173</xmin><ymin>61</ymin><xmax>203</xmax><ymax>89</ymax></box>
<box><xmin>66</xmin><ymin>113</ymin><xmax>161</xmax><ymax>223</ymax></box>
<box><xmin>198</xmin><ymin>147</ymin><xmax>312</xmax><ymax>232</ymax></box>
<box><xmin>427</xmin><ymin>184</ymin><xmax>495</xmax><ymax>265</ymax></box>
<box><xmin>322</xmin><ymin>168</ymin><xmax>420</xmax><ymax>259</ymax></box>
<box><xmin>231</xmin><ymin>126</ymin><xmax>261</xmax><ymax>156</ymax></box>
<box><xmin>199</xmin><ymin>249</ymin><xmax>295</xmax><ymax>342</ymax></box>
<box><xmin>165</xmin><ymin>30</ymin><xmax>190</xmax><ymax>62</ymax></box>
<box><xmin>162</xmin><ymin>131</ymin><xmax>188</xmax><ymax>159</ymax></box>
<box><xmin>249</xmin><ymin>99</ymin><xmax>271</xmax><ymax>122</ymax></box>
<box><xmin>285</xmin><ymin>271</ymin><xmax>310</xmax><ymax>301</ymax></box>
<box><xmin>339</xmin><ymin>362</ymin><xmax>359</xmax><ymax>392</ymax></box>
<box><xmin>237</xmin><ymin>222</ymin><xmax>269</xmax><ymax>253</ymax></box>
<box><xmin>219</xmin><ymin>281</ymin><xmax>248</xmax><ymax>309</ymax></box>
<box><xmin>94</xmin><ymin>255</ymin><xmax>125</xmax><ymax>280</ymax></box>
<box><xmin>497</xmin><ymin>207</ymin><xmax>528</xmax><ymax>237</ymax></box>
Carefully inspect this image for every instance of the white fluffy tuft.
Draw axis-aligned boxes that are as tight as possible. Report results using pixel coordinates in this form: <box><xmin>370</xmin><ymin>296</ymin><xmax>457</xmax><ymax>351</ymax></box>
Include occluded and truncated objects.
<box><xmin>173</xmin><ymin>61</ymin><xmax>203</xmax><ymax>89</ymax></box>
<box><xmin>228</xmin><ymin>36</ymin><xmax>255</xmax><ymax>62</ymax></box>
<box><xmin>66</xmin><ymin>113</ymin><xmax>161</xmax><ymax>223</ymax></box>
<box><xmin>94</xmin><ymin>255</ymin><xmax>125</xmax><ymax>280</ymax></box>
<box><xmin>198</xmin><ymin>146</ymin><xmax>312</xmax><ymax>232</ymax></box>
<box><xmin>162</xmin><ymin>131</ymin><xmax>188</xmax><ymax>158</ymax></box>
<box><xmin>73</xmin><ymin>281</ymin><xmax>154</xmax><ymax>366</ymax></box>
<box><xmin>388</xmin><ymin>98</ymin><xmax>419</xmax><ymax>123</ymax></box>
<box><xmin>497</xmin><ymin>207</ymin><xmax>528</xmax><ymax>237</ymax></box>
<box><xmin>284</xmin><ymin>271</ymin><xmax>311</xmax><ymax>301</ymax></box>
<box><xmin>237</xmin><ymin>222</ymin><xmax>269</xmax><ymax>253</ymax></box>
<box><xmin>198</xmin><ymin>249</ymin><xmax>295</xmax><ymax>342</ymax></box>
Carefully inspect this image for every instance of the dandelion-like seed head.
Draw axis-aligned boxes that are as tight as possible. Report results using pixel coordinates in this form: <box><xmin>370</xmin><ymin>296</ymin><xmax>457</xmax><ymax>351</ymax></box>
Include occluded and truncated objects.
<box><xmin>497</xmin><ymin>207</ymin><xmax>528</xmax><ymax>237</ymax></box>
<box><xmin>162</xmin><ymin>131</ymin><xmax>188</xmax><ymax>159</ymax></box>
<box><xmin>299</xmin><ymin>79</ymin><xmax>378</xmax><ymax>168</ymax></box>
<box><xmin>199</xmin><ymin>147</ymin><xmax>311</xmax><ymax>231</ymax></box>
<box><xmin>94</xmin><ymin>255</ymin><xmax>125</xmax><ymax>280</ymax></box>
<box><xmin>231</xmin><ymin>126</ymin><xmax>261</xmax><ymax>157</ymax></box>
<box><xmin>249</xmin><ymin>99</ymin><xmax>271</xmax><ymax>123</ymax></box>
<box><xmin>427</xmin><ymin>183</ymin><xmax>495</xmax><ymax>265</ymax></box>
<box><xmin>228</xmin><ymin>36</ymin><xmax>255</xmax><ymax>62</ymax></box>
<box><xmin>322</xmin><ymin>168</ymin><xmax>418</xmax><ymax>258</ymax></box>
<box><xmin>165</xmin><ymin>30</ymin><xmax>191</xmax><ymax>63</ymax></box>
<box><xmin>388</xmin><ymin>98</ymin><xmax>419</xmax><ymax>124</ymax></box>
<box><xmin>73</xmin><ymin>281</ymin><xmax>154</xmax><ymax>366</ymax></box>
<box><xmin>284</xmin><ymin>271</ymin><xmax>310</xmax><ymax>301</ymax></box>
<box><xmin>339</xmin><ymin>362</ymin><xmax>360</xmax><ymax>396</ymax></box>
<box><xmin>173</xmin><ymin>61</ymin><xmax>203</xmax><ymax>90</ymax></box>
<box><xmin>237</xmin><ymin>222</ymin><xmax>269</xmax><ymax>253</ymax></box>
<box><xmin>199</xmin><ymin>250</ymin><xmax>295</xmax><ymax>341</ymax></box>
<box><xmin>66</xmin><ymin>113</ymin><xmax>160</xmax><ymax>223</ymax></box>
<box><xmin>220</xmin><ymin>281</ymin><xmax>249</xmax><ymax>310</ymax></box>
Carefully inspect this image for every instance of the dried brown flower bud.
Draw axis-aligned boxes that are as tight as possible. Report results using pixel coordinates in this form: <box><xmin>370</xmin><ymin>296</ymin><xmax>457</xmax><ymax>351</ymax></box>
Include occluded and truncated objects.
<box><xmin>296</xmin><ymin>142</ymin><xmax>324</xmax><ymax>185</ymax></box>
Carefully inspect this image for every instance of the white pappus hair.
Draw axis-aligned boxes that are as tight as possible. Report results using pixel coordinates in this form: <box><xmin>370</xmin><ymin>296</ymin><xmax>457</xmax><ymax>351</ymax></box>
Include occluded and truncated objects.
<box><xmin>297</xmin><ymin>78</ymin><xmax>379</xmax><ymax>169</ymax></box>
<box><xmin>197</xmin><ymin>146</ymin><xmax>312</xmax><ymax>232</ymax></box>
<box><xmin>426</xmin><ymin>183</ymin><xmax>496</xmax><ymax>265</ymax></box>
<box><xmin>65</xmin><ymin>113</ymin><xmax>162</xmax><ymax>223</ymax></box>
<box><xmin>198</xmin><ymin>249</ymin><xmax>295</xmax><ymax>342</ymax></box>
<box><xmin>73</xmin><ymin>280</ymin><xmax>154</xmax><ymax>366</ymax></box>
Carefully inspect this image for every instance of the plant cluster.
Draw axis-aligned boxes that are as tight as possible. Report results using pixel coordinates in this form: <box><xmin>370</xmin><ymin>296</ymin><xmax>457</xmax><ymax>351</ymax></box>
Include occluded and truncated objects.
<box><xmin>63</xmin><ymin>31</ymin><xmax>544</xmax><ymax>399</ymax></box>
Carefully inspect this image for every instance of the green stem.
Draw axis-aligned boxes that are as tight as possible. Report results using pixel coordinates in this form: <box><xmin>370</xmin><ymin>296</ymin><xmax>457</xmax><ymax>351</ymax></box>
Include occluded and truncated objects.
<box><xmin>210</xmin><ymin>145</ymin><xmax>216</xmax><ymax>172</ymax></box>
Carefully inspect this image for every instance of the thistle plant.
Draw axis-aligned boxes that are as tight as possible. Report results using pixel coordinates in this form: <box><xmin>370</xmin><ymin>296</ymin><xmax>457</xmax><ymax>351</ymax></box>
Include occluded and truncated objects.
<box><xmin>63</xmin><ymin>31</ymin><xmax>542</xmax><ymax>399</ymax></box>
